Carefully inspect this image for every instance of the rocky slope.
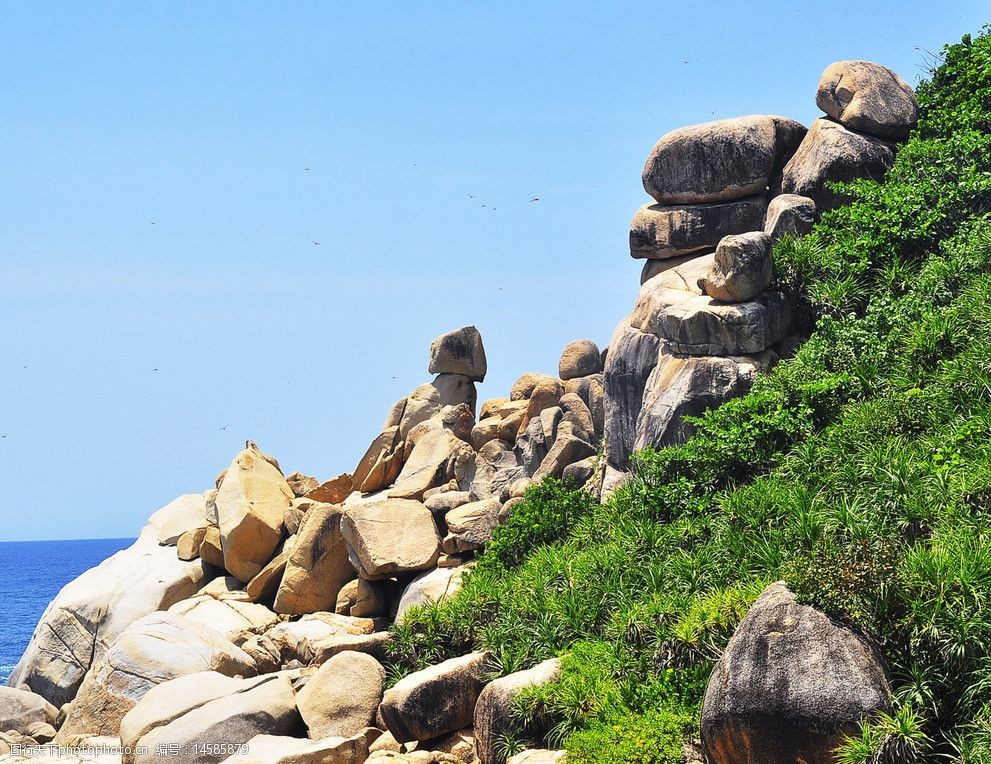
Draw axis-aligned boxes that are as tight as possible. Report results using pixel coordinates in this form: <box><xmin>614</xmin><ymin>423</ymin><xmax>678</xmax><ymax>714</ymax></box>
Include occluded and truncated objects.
<box><xmin>1</xmin><ymin>58</ymin><xmax>920</xmax><ymax>764</ymax></box>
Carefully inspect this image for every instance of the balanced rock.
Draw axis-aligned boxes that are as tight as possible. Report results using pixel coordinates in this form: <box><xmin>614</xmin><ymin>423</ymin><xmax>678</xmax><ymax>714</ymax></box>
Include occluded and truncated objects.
<box><xmin>701</xmin><ymin>583</ymin><xmax>892</xmax><ymax>764</ymax></box>
<box><xmin>0</xmin><ymin>687</ymin><xmax>58</xmax><ymax>737</ymax></box>
<box><xmin>7</xmin><ymin>506</ymin><xmax>214</xmax><ymax>708</ymax></box>
<box><xmin>630</xmin><ymin>197</ymin><xmax>767</xmax><ymax>260</ymax></box>
<box><xmin>558</xmin><ymin>340</ymin><xmax>602</xmax><ymax>380</ymax></box>
<box><xmin>121</xmin><ymin>671</ymin><xmax>302</xmax><ymax>764</ymax></box>
<box><xmin>642</xmin><ymin>115</ymin><xmax>806</xmax><ymax>205</ymax></box>
<box><xmin>816</xmin><ymin>60</ymin><xmax>918</xmax><ymax>140</ymax></box>
<box><xmin>764</xmin><ymin>194</ymin><xmax>816</xmax><ymax>241</ymax></box>
<box><xmin>698</xmin><ymin>232</ymin><xmax>773</xmax><ymax>303</ymax></box>
<box><xmin>274</xmin><ymin>502</ymin><xmax>354</xmax><ymax>615</ymax></box>
<box><xmin>57</xmin><ymin>611</ymin><xmax>256</xmax><ymax>739</ymax></box>
<box><xmin>428</xmin><ymin>326</ymin><xmax>487</xmax><ymax>382</ymax></box>
<box><xmin>215</xmin><ymin>441</ymin><xmax>293</xmax><ymax>582</ymax></box>
<box><xmin>342</xmin><ymin>499</ymin><xmax>440</xmax><ymax>579</ymax></box>
<box><xmin>379</xmin><ymin>652</ymin><xmax>488</xmax><ymax>743</ymax></box>
<box><xmin>475</xmin><ymin>658</ymin><xmax>562</xmax><ymax>764</ymax></box>
<box><xmin>781</xmin><ymin>118</ymin><xmax>896</xmax><ymax>211</ymax></box>
<box><xmin>296</xmin><ymin>651</ymin><xmax>385</xmax><ymax>739</ymax></box>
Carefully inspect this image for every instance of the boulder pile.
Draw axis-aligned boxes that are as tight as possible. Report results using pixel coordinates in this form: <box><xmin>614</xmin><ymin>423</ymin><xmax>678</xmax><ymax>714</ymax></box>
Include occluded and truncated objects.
<box><xmin>2</xmin><ymin>58</ymin><xmax>918</xmax><ymax>764</ymax></box>
<box><xmin>601</xmin><ymin>59</ymin><xmax>917</xmax><ymax>493</ymax></box>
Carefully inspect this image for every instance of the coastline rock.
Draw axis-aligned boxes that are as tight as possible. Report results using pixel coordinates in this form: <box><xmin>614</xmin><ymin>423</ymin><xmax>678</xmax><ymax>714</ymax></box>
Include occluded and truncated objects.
<box><xmin>285</xmin><ymin>472</ymin><xmax>319</xmax><ymax>498</ymax></box>
<box><xmin>630</xmin><ymin>197</ymin><xmax>767</xmax><ymax>260</ymax></box>
<box><xmin>816</xmin><ymin>60</ymin><xmax>918</xmax><ymax>140</ymax></box>
<box><xmin>198</xmin><ymin>526</ymin><xmax>226</xmax><ymax>569</ymax></box>
<box><xmin>176</xmin><ymin>526</ymin><xmax>208</xmax><ymax>561</ymax></box>
<box><xmin>764</xmin><ymin>194</ymin><xmax>816</xmax><ymax>241</ymax></box>
<box><xmin>296</xmin><ymin>651</ymin><xmax>385</xmax><ymax>739</ymax></box>
<box><xmin>781</xmin><ymin>118</ymin><xmax>896</xmax><ymax>211</ymax></box>
<box><xmin>641</xmin><ymin>115</ymin><xmax>806</xmax><ymax>205</ymax></box>
<box><xmin>0</xmin><ymin>687</ymin><xmax>58</xmax><ymax>736</ymax></box>
<box><xmin>342</xmin><ymin>500</ymin><xmax>440</xmax><ymax>579</ymax></box>
<box><xmin>379</xmin><ymin>652</ymin><xmax>488</xmax><ymax>743</ymax></box>
<box><xmin>154</xmin><ymin>493</ymin><xmax>209</xmax><ymax>545</ymax></box>
<box><xmin>167</xmin><ymin>595</ymin><xmax>278</xmax><ymax>643</ymax></box>
<box><xmin>701</xmin><ymin>583</ymin><xmax>892</xmax><ymax>764</ymax></box>
<box><xmin>698</xmin><ymin>232</ymin><xmax>773</xmax><ymax>304</ymax></box>
<box><xmin>428</xmin><ymin>326</ymin><xmax>487</xmax><ymax>382</ymax></box>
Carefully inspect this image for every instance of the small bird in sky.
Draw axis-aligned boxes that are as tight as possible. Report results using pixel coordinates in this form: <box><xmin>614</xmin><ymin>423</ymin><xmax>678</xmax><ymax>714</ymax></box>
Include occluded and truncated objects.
<box><xmin>304</xmin><ymin>167</ymin><xmax>310</xmax><ymax>171</ymax></box>
<box><xmin>153</xmin><ymin>368</ymin><xmax>158</xmax><ymax>372</ymax></box>
<box><xmin>150</xmin><ymin>221</ymin><xmax>156</xmax><ymax>225</ymax></box>
<box><xmin>313</xmin><ymin>241</ymin><xmax>320</xmax><ymax>246</ymax></box>
<box><xmin>530</xmin><ymin>197</ymin><xmax>540</xmax><ymax>202</ymax></box>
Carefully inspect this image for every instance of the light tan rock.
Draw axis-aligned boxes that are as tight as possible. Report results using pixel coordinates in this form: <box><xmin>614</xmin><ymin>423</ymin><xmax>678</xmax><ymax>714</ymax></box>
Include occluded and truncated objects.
<box><xmin>507</xmin><ymin>750</ymin><xmax>566</xmax><ymax>764</ymax></box>
<box><xmin>558</xmin><ymin>340</ymin><xmax>602</xmax><ymax>380</ymax></box>
<box><xmin>285</xmin><ymin>471</ymin><xmax>320</xmax><ymax>498</ymax></box>
<box><xmin>428</xmin><ymin>326</ymin><xmax>487</xmax><ymax>382</ymax></box>
<box><xmin>559</xmin><ymin>393</ymin><xmax>594</xmax><ymax>442</ymax></box>
<box><xmin>509</xmin><ymin>373</ymin><xmax>558</xmax><ymax>402</ymax></box>
<box><xmin>304</xmin><ymin>631</ymin><xmax>393</xmax><ymax>666</ymax></box>
<box><xmin>245</xmin><ymin>543</ymin><xmax>292</xmax><ymax>603</ymax></box>
<box><xmin>443</xmin><ymin>498</ymin><xmax>502</xmax><ymax>554</ymax></box>
<box><xmin>198</xmin><ymin>525</ymin><xmax>226</xmax><ymax>569</ymax></box>
<box><xmin>353</xmin><ymin>426</ymin><xmax>405</xmax><ymax>494</ymax></box>
<box><xmin>395</xmin><ymin>567</ymin><xmax>467</xmax><ymax>622</ymax></box>
<box><xmin>176</xmin><ymin>526</ymin><xmax>207</xmax><ymax>561</ymax></box>
<box><xmin>274</xmin><ymin>501</ymin><xmax>355</xmax><ymax>615</ymax></box>
<box><xmin>764</xmin><ymin>193</ymin><xmax>817</xmax><ymax>242</ymax></box>
<box><xmin>630</xmin><ymin>197</ymin><xmax>767</xmax><ymax>260</ymax></box>
<box><xmin>351</xmin><ymin>577</ymin><xmax>397</xmax><ymax>618</ymax></box>
<box><xmin>0</xmin><ymin>687</ymin><xmax>58</xmax><ymax>736</ymax></box>
<box><xmin>56</xmin><ymin>612</ymin><xmax>256</xmax><ymax>739</ymax></box>
<box><xmin>640</xmin><ymin>254</ymin><xmax>699</xmax><ymax>285</ymax></box>
<box><xmin>423</xmin><ymin>490</ymin><xmax>472</xmax><ymax>514</ymax></box>
<box><xmin>154</xmin><ymin>493</ymin><xmax>209</xmax><ymax>545</ymax></box>
<box><xmin>475</xmin><ymin>659</ymin><xmax>562</xmax><ymax>764</ymax></box>
<box><xmin>167</xmin><ymin>594</ymin><xmax>278</xmax><ymax>643</ymax></box>
<box><xmin>296</xmin><ymin>651</ymin><xmax>385</xmax><ymax>739</ymax></box>
<box><xmin>517</xmin><ymin>379</ymin><xmax>564</xmax><ymax>436</ymax></box>
<box><xmin>379</xmin><ymin>652</ymin><xmax>488</xmax><ymax>743</ymax></box>
<box><xmin>241</xmin><ymin>613</ymin><xmax>377</xmax><ymax>672</ymax></box>
<box><xmin>305</xmin><ymin>473</ymin><xmax>354</xmax><ymax>504</ymax></box>
<box><xmin>390</xmin><ymin>427</ymin><xmax>475</xmax><ymax>502</ymax></box>
<box><xmin>342</xmin><ymin>500</ymin><xmax>440</xmax><ymax>579</ymax></box>
<box><xmin>532</xmin><ymin>422</ymin><xmax>596</xmax><ymax>482</ymax></box>
<box><xmin>336</xmin><ymin>579</ymin><xmax>360</xmax><ymax>615</ymax></box>
<box><xmin>199</xmin><ymin>575</ymin><xmax>250</xmax><ymax>601</ymax></box>
<box><xmin>215</xmin><ymin>441</ymin><xmax>293</xmax><ymax>582</ymax></box>
<box><xmin>816</xmin><ymin>60</ymin><xmax>918</xmax><ymax>140</ymax></box>
<box><xmin>225</xmin><ymin>730</ymin><xmax>378</xmax><ymax>764</ymax></box>
<box><xmin>698</xmin><ymin>232</ymin><xmax>773</xmax><ymax>303</ymax></box>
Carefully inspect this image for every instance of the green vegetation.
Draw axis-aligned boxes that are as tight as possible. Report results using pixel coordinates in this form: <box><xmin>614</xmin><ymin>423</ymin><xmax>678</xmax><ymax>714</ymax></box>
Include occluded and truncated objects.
<box><xmin>390</xmin><ymin>28</ymin><xmax>991</xmax><ymax>762</ymax></box>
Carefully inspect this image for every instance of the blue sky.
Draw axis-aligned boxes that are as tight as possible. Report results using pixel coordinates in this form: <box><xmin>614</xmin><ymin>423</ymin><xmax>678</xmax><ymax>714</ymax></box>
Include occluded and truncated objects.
<box><xmin>1</xmin><ymin>2</ymin><xmax>986</xmax><ymax>540</ymax></box>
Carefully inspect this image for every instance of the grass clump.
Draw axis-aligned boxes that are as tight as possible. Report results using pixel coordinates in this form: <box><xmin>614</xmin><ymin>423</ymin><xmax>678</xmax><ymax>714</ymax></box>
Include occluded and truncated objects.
<box><xmin>390</xmin><ymin>26</ymin><xmax>991</xmax><ymax>762</ymax></box>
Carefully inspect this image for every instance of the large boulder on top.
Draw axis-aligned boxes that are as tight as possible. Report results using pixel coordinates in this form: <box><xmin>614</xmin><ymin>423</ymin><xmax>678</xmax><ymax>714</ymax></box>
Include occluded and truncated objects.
<box><xmin>558</xmin><ymin>340</ymin><xmax>602</xmax><ymax>380</ymax></box>
<box><xmin>698</xmin><ymin>232</ymin><xmax>773</xmax><ymax>303</ymax></box>
<box><xmin>56</xmin><ymin>611</ymin><xmax>256</xmax><ymax>739</ymax></box>
<box><xmin>630</xmin><ymin>197</ymin><xmax>768</xmax><ymax>260</ymax></box>
<box><xmin>120</xmin><ymin>671</ymin><xmax>303</xmax><ymax>764</ymax></box>
<box><xmin>341</xmin><ymin>499</ymin><xmax>441</xmax><ymax>579</ymax></box>
<box><xmin>429</xmin><ymin>325</ymin><xmax>487</xmax><ymax>382</ymax></box>
<box><xmin>701</xmin><ymin>583</ymin><xmax>892</xmax><ymax>764</ymax></box>
<box><xmin>642</xmin><ymin>115</ymin><xmax>806</xmax><ymax>205</ymax></box>
<box><xmin>215</xmin><ymin>441</ymin><xmax>293</xmax><ymax>582</ymax></box>
<box><xmin>273</xmin><ymin>501</ymin><xmax>355</xmax><ymax>615</ymax></box>
<box><xmin>764</xmin><ymin>194</ymin><xmax>817</xmax><ymax>242</ymax></box>
<box><xmin>6</xmin><ymin>506</ymin><xmax>216</xmax><ymax>708</ymax></box>
<box><xmin>0</xmin><ymin>687</ymin><xmax>58</xmax><ymax>737</ymax></box>
<box><xmin>474</xmin><ymin>658</ymin><xmax>562</xmax><ymax>764</ymax></box>
<box><xmin>379</xmin><ymin>652</ymin><xmax>488</xmax><ymax>743</ymax></box>
<box><xmin>816</xmin><ymin>60</ymin><xmax>918</xmax><ymax>141</ymax></box>
<box><xmin>781</xmin><ymin>118</ymin><xmax>896</xmax><ymax>211</ymax></box>
<box><xmin>296</xmin><ymin>650</ymin><xmax>385</xmax><ymax>739</ymax></box>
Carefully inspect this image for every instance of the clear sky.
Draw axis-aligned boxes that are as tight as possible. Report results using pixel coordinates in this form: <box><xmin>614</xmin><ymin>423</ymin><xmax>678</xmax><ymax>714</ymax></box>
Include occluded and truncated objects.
<box><xmin>1</xmin><ymin>2</ymin><xmax>986</xmax><ymax>541</ymax></box>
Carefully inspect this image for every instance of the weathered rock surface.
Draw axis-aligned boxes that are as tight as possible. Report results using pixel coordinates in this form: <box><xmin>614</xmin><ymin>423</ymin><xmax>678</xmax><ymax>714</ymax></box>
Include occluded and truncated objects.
<box><xmin>198</xmin><ymin>525</ymin><xmax>226</xmax><ymax>568</ymax></box>
<box><xmin>474</xmin><ymin>658</ymin><xmax>561</xmax><ymax>764</ymax></box>
<box><xmin>443</xmin><ymin>498</ymin><xmax>502</xmax><ymax>554</ymax></box>
<box><xmin>57</xmin><ymin>612</ymin><xmax>256</xmax><ymax>739</ymax></box>
<box><xmin>532</xmin><ymin>422</ymin><xmax>596</xmax><ymax>482</ymax></box>
<box><xmin>428</xmin><ymin>326</ymin><xmax>487</xmax><ymax>382</ymax></box>
<box><xmin>379</xmin><ymin>652</ymin><xmax>488</xmax><ymax>743</ymax></box>
<box><xmin>121</xmin><ymin>671</ymin><xmax>303</xmax><ymax>764</ymax></box>
<box><xmin>701</xmin><ymin>583</ymin><xmax>892</xmax><ymax>764</ymax></box>
<box><xmin>176</xmin><ymin>526</ymin><xmax>208</xmax><ymax>561</ymax></box>
<box><xmin>305</xmin><ymin>473</ymin><xmax>354</xmax><ymax>504</ymax></box>
<box><xmin>0</xmin><ymin>687</ymin><xmax>58</xmax><ymax>736</ymax></box>
<box><xmin>285</xmin><ymin>472</ymin><xmax>319</xmax><ymax>498</ymax></box>
<box><xmin>816</xmin><ymin>60</ymin><xmax>918</xmax><ymax>140</ymax></box>
<box><xmin>558</xmin><ymin>340</ymin><xmax>602</xmax><ymax>380</ymax></box>
<box><xmin>154</xmin><ymin>493</ymin><xmax>209</xmax><ymax>545</ymax></box>
<box><xmin>469</xmin><ymin>440</ymin><xmax>523</xmax><ymax>501</ymax></box>
<box><xmin>342</xmin><ymin>499</ymin><xmax>440</xmax><ymax>579</ymax></box>
<box><xmin>215</xmin><ymin>441</ymin><xmax>293</xmax><ymax>582</ymax></box>
<box><xmin>395</xmin><ymin>567</ymin><xmax>467</xmax><ymax>622</ymax></box>
<box><xmin>225</xmin><ymin>731</ymin><xmax>377</xmax><ymax>764</ymax></box>
<box><xmin>698</xmin><ymin>232</ymin><xmax>773</xmax><ymax>303</ymax></box>
<box><xmin>166</xmin><ymin>594</ymin><xmax>278</xmax><ymax>642</ymax></box>
<box><xmin>636</xmin><ymin>351</ymin><xmax>775</xmax><ymax>451</ymax></box>
<box><xmin>245</xmin><ymin>543</ymin><xmax>292</xmax><ymax>603</ymax></box>
<box><xmin>274</xmin><ymin>501</ymin><xmax>354</xmax><ymax>615</ymax></box>
<box><xmin>389</xmin><ymin>425</ymin><xmax>475</xmax><ymax>502</ymax></box>
<box><xmin>7</xmin><ymin>507</ymin><xmax>215</xmax><ymax>707</ymax></box>
<box><xmin>509</xmin><ymin>373</ymin><xmax>559</xmax><ymax>402</ymax></box>
<box><xmin>296</xmin><ymin>650</ymin><xmax>384</xmax><ymax>739</ymax></box>
<box><xmin>630</xmin><ymin>197</ymin><xmax>767</xmax><ymax>260</ymax></box>
<box><xmin>641</xmin><ymin>115</ymin><xmax>806</xmax><ymax>205</ymax></box>
<box><xmin>781</xmin><ymin>118</ymin><xmax>896</xmax><ymax>211</ymax></box>
<box><xmin>240</xmin><ymin>613</ymin><xmax>377</xmax><ymax>672</ymax></box>
<box><xmin>764</xmin><ymin>194</ymin><xmax>817</xmax><ymax>241</ymax></box>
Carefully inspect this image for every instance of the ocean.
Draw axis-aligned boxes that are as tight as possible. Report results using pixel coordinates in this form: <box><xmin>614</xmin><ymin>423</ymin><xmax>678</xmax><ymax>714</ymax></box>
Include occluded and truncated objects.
<box><xmin>0</xmin><ymin>538</ymin><xmax>135</xmax><ymax>684</ymax></box>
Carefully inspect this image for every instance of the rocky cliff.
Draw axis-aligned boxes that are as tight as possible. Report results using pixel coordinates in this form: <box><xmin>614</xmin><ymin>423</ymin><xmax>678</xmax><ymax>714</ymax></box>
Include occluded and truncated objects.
<box><xmin>1</xmin><ymin>58</ymin><xmax>920</xmax><ymax>764</ymax></box>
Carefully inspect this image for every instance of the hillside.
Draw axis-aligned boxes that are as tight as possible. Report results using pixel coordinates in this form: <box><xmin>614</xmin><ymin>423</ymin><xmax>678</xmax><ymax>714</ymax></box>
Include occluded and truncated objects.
<box><xmin>393</xmin><ymin>26</ymin><xmax>991</xmax><ymax>764</ymax></box>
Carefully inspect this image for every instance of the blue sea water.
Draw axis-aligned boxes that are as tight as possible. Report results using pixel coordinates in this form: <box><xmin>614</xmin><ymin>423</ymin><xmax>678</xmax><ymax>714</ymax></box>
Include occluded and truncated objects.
<box><xmin>0</xmin><ymin>538</ymin><xmax>135</xmax><ymax>684</ymax></box>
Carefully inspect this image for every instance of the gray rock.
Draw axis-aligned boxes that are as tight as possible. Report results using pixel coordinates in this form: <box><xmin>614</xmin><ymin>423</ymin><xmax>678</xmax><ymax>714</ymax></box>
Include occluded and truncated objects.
<box><xmin>816</xmin><ymin>60</ymin><xmax>918</xmax><ymax>140</ymax></box>
<box><xmin>642</xmin><ymin>115</ymin><xmax>807</xmax><ymax>205</ymax></box>
<box><xmin>561</xmin><ymin>457</ymin><xmax>596</xmax><ymax>489</ymax></box>
<box><xmin>781</xmin><ymin>118</ymin><xmax>896</xmax><ymax>211</ymax></box>
<box><xmin>764</xmin><ymin>194</ymin><xmax>816</xmax><ymax>242</ymax></box>
<box><xmin>428</xmin><ymin>325</ymin><xmax>487</xmax><ymax>382</ymax></box>
<box><xmin>518</xmin><ymin>417</ymin><xmax>550</xmax><ymax>476</ymax></box>
<box><xmin>0</xmin><ymin>687</ymin><xmax>58</xmax><ymax>736</ymax></box>
<box><xmin>635</xmin><ymin>351</ymin><xmax>775</xmax><ymax>451</ymax></box>
<box><xmin>470</xmin><ymin>440</ymin><xmax>524</xmax><ymax>501</ymax></box>
<box><xmin>532</xmin><ymin>423</ymin><xmax>596</xmax><ymax>483</ymax></box>
<box><xmin>698</xmin><ymin>232</ymin><xmax>773</xmax><ymax>303</ymax></box>
<box><xmin>558</xmin><ymin>340</ymin><xmax>602</xmax><ymax>380</ymax></box>
<box><xmin>475</xmin><ymin>659</ymin><xmax>562</xmax><ymax>764</ymax></box>
<box><xmin>379</xmin><ymin>652</ymin><xmax>488</xmax><ymax>743</ymax></box>
<box><xmin>701</xmin><ymin>583</ymin><xmax>892</xmax><ymax>764</ymax></box>
<box><xmin>601</xmin><ymin>316</ymin><xmax>660</xmax><ymax>473</ymax></box>
<box><xmin>630</xmin><ymin>197</ymin><xmax>767</xmax><ymax>259</ymax></box>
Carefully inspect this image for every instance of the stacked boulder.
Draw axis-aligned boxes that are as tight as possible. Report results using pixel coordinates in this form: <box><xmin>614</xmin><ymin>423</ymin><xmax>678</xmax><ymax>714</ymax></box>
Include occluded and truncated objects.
<box><xmin>602</xmin><ymin>60</ymin><xmax>918</xmax><ymax>492</ymax></box>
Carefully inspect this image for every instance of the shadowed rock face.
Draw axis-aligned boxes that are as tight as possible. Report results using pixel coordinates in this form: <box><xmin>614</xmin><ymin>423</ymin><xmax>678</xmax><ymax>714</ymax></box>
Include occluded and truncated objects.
<box><xmin>428</xmin><ymin>325</ymin><xmax>487</xmax><ymax>382</ymax></box>
<box><xmin>816</xmin><ymin>60</ymin><xmax>919</xmax><ymax>141</ymax></box>
<box><xmin>701</xmin><ymin>583</ymin><xmax>892</xmax><ymax>764</ymax></box>
<box><xmin>629</xmin><ymin>197</ymin><xmax>768</xmax><ymax>260</ymax></box>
